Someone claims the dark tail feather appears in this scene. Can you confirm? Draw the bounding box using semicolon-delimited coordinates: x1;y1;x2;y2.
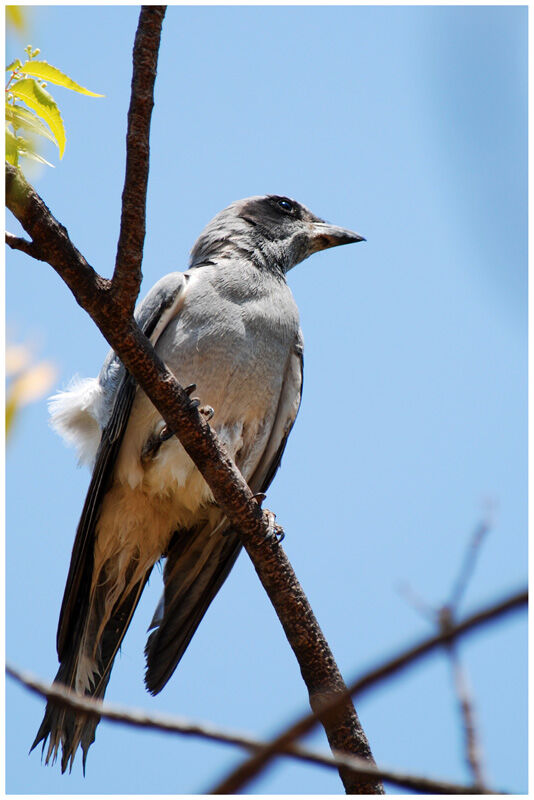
144;526;241;695
31;568;151;773
30;647;107;774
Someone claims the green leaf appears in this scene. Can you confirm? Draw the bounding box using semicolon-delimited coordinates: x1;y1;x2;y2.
10;78;65;157
18;61;104;97
5;127;19;166
6;103;55;143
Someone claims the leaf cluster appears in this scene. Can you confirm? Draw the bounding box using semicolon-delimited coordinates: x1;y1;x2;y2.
5;44;103;170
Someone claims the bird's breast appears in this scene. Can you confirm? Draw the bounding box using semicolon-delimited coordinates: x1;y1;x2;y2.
113;269;300;519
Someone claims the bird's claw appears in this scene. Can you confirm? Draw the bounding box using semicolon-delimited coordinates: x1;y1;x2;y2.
199;405;214;421
254;492;267;506
141;421;176;463
263;509;285;543
274;526;285;543
182;384;213;419
159;425;175;442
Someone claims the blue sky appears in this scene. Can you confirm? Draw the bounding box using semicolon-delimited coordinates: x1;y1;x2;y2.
6;5;527;794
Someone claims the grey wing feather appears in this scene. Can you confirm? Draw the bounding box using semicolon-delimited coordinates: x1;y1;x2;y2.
56;272;187;657
34;272;188;771
249;342;303;494
96;272;189;432
144;342;303;694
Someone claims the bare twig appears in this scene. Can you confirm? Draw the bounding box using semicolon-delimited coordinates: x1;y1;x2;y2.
399;506;494;627
6;664;500;795
112;5;166;308
442;511;494;788
211;588;527;793
5;8;381;792
399;511;494;788
450;507;494;611
397;580;436;623
441;510;493;790
440;607;488;790
449;644;487;788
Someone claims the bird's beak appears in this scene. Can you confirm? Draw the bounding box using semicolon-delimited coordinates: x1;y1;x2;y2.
308;221;366;254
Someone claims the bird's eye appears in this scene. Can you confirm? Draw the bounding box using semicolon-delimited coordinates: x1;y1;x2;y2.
277;199;293;212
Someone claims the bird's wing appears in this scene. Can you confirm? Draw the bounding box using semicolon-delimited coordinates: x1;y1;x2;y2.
144;339;304;694
56;272;188;658
248;338;303;494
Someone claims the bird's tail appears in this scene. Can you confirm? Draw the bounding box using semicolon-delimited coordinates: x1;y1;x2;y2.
144;524;242;695
31;561;151;773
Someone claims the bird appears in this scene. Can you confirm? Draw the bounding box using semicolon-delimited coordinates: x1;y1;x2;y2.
31;194;364;772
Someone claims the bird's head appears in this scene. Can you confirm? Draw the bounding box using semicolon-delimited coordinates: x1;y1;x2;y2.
189;195;365;274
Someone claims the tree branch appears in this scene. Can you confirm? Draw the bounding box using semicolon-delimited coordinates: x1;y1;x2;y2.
444;517;493;789
5;7;381;793
400;517;493;790
448;644;487;788
212;587;527;793
6;664;499;795
6;165;109;306
5;231;43;259
449;510;493;611
112;5;165;309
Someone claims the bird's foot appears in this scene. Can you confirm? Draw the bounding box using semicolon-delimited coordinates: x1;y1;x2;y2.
199;404;214;421
183;383;214;420
254;492;267;506
141;420;177;462
263;509;285;543
159;424;175;442
182;383;202;409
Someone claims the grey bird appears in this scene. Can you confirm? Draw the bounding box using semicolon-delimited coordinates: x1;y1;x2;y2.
31;194;364;772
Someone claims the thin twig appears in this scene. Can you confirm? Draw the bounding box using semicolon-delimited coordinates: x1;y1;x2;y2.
6;664;500;795
450;507;494;611
399;511;494;789
112;5;166;309
448;644;488;788
211;588;527;793
444;511;493;787
397;580;437;624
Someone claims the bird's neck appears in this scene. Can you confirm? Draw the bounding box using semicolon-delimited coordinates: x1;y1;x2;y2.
190;233;289;277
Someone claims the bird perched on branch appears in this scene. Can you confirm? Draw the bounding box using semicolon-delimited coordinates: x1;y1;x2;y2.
32;194;364;772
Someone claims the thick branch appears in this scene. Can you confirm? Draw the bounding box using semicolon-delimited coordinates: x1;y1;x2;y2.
112;5;166;309
6;664;498;795
213;588;527;793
